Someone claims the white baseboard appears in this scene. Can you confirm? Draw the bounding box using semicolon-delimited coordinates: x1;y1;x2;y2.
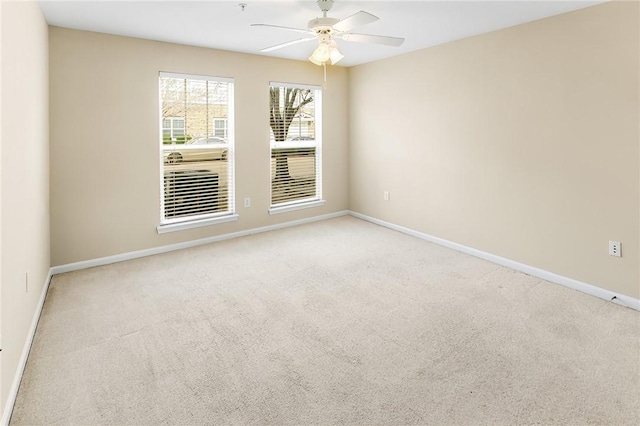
349;211;640;311
1;269;53;426
51;210;350;275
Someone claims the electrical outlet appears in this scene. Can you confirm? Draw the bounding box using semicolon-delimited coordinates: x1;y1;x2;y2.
609;241;621;257
383;191;390;201
244;197;251;208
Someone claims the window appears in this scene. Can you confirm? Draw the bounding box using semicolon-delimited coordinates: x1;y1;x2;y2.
213;118;227;138
162;117;185;141
158;72;236;231
269;83;322;212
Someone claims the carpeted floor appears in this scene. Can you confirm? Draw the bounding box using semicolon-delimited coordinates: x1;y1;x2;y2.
10;216;640;425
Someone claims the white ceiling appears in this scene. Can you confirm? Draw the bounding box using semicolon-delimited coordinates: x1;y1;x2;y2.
38;0;605;67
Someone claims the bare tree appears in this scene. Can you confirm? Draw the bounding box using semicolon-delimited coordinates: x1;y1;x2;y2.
270;87;314;182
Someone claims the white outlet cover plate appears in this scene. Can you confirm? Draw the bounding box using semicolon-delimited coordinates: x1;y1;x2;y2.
608;241;621;257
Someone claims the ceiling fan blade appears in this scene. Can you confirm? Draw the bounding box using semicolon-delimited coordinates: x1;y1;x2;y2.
260;37;316;53
340;33;405;47
251;23;311;35
333;11;379;32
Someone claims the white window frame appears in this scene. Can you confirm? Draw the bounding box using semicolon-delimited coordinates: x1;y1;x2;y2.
268;82;324;214
157;72;237;233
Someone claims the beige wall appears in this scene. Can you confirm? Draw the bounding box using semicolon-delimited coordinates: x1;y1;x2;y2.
49;28;349;266
0;0;50;415
349;1;639;299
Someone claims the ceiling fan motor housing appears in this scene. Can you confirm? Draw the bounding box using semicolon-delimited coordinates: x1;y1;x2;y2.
308;17;339;34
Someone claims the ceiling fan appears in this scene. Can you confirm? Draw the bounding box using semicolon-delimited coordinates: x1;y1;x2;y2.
252;0;405;66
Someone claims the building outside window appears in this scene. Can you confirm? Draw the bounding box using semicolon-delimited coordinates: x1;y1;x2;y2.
213;118;227;138
162;117;185;141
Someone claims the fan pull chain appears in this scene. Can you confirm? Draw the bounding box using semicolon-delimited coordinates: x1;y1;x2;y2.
323;63;327;88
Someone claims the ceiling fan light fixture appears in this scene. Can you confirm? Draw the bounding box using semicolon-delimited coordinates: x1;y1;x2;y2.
329;40;344;65
309;41;331;65
309;39;343;66
308;54;323;66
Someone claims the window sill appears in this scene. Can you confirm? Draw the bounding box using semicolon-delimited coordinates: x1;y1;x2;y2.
268;199;326;215
157;214;239;234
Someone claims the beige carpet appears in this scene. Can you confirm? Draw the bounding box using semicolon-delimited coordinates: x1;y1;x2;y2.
10;216;640;425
